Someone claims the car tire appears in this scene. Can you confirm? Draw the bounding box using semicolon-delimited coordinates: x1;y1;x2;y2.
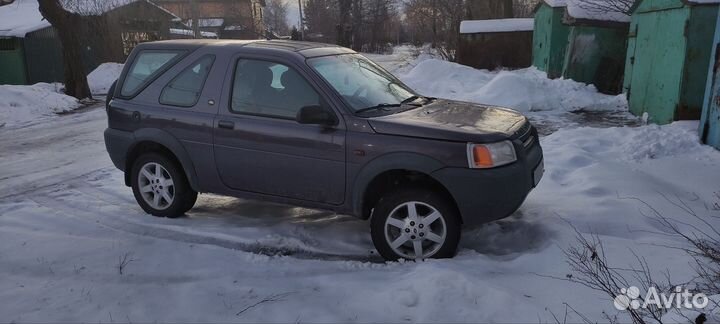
130;153;197;218
370;188;461;261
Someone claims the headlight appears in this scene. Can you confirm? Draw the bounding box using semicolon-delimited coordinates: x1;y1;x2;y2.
467;141;517;168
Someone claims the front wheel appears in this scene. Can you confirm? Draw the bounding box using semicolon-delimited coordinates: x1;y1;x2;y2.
371;188;461;261
130;153;197;218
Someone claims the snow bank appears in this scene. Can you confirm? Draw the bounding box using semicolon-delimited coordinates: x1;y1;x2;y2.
400;59;627;112
365;45;444;75
87;63;124;95
0;83;81;128
543;121;716;162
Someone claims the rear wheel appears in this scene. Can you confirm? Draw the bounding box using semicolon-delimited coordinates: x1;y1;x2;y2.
130;153;197;218
371;188;461;261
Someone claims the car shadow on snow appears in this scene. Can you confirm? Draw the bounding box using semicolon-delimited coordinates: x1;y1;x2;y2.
460;211;553;259
189;195;359;226
531;110;641;136
187;195;551;262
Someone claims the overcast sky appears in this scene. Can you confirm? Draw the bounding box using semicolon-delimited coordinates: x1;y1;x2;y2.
283;0;301;28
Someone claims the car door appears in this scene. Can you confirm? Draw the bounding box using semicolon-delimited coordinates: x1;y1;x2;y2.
213;55;346;205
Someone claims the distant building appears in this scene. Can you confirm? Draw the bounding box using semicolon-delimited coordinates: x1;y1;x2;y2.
154;0;266;39
0;0;177;85
532;0;629;94
624;0;720;124
458;18;534;70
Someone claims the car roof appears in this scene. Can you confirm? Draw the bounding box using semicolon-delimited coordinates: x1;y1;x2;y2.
136;39;357;58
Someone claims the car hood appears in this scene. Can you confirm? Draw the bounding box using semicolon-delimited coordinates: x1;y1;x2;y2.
367;99;528;143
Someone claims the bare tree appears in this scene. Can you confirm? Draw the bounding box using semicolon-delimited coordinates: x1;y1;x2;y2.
304;0;340;43
38;0;93;99
576;0;635;15
403;0;465;60
514;0;541;17
264;0;291;35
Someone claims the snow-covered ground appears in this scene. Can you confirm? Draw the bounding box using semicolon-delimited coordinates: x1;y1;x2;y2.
1;48;719;323
87;63;124;96
0;63;123;129
0;83;82;129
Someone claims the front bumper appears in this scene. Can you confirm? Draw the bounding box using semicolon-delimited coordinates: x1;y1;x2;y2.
432;133;544;226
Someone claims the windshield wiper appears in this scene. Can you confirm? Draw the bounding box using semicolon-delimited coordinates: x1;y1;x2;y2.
355;103;402;114
401;95;421;104
402;95;434;106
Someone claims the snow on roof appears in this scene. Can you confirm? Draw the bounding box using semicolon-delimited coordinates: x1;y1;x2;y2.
543;0;568;7
0;0;51;37
460;18;534;34
224;25;245;31
169;28;218;38
540;0;631;22
565;0;630;22
0;0;178;37
61;0;140;15
189;18;225;28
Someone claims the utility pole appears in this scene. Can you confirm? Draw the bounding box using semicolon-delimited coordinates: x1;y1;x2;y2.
431;0;437;48
297;0;304;40
190;0;200;39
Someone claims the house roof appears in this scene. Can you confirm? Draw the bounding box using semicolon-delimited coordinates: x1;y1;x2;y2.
534;0;630;24
0;0;179;38
63;0;180;19
0;0;51;37
544;0;568;7
565;0;631;23
189;18;225;28
629;0;720;13
169;28;218;38
460;18;534;34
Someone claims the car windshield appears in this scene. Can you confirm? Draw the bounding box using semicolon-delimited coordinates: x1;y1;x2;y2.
307;54;419;113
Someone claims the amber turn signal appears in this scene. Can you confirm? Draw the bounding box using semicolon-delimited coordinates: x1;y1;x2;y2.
472;145;494;167
467;141;517;169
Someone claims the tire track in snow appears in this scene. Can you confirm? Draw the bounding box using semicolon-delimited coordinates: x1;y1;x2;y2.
28;187;380;263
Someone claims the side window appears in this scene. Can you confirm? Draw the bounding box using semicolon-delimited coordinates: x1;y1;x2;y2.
159;55;215;107
230;59;320;119
121;50;184;97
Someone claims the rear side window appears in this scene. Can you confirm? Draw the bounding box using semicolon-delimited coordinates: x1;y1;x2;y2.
121;50;184;97
159;55;215;107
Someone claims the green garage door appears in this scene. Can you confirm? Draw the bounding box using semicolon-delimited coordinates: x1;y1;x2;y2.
628;9;688;124
0;38;28;85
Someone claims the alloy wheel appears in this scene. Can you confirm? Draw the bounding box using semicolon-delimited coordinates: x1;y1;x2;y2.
384;201;447;260
137;162;175;210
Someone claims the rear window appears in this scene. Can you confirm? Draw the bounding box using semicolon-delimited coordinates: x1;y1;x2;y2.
159;55;215;107
121;50;185;97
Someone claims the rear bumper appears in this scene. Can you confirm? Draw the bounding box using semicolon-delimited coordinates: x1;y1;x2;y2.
104;128;134;172
432;137;543;227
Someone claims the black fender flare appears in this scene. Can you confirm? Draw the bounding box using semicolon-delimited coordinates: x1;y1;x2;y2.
126;128;200;191
350;152;446;218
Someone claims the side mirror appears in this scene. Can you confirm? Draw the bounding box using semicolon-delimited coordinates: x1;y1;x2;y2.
296;105;337;126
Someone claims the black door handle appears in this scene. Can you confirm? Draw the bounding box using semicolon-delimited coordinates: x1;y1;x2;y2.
218;120;235;130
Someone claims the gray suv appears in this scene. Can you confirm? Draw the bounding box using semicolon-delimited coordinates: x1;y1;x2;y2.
104;40;544;261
